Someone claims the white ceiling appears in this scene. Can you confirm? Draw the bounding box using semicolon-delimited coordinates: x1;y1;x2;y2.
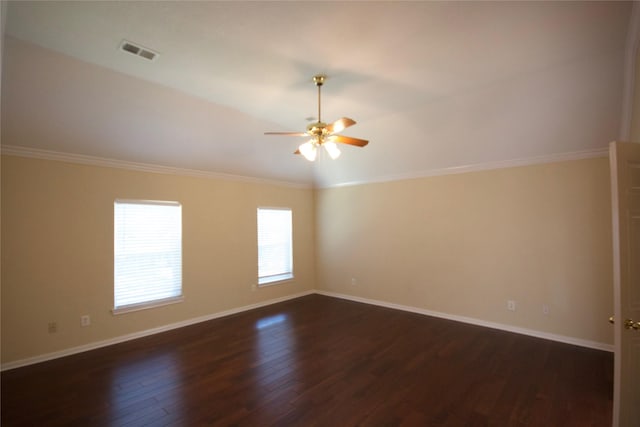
1;1;634;187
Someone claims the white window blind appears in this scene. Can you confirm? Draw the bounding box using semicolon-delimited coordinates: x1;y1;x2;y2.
114;200;182;312
257;208;293;285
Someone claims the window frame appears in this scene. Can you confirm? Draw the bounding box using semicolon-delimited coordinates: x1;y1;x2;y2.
257;207;294;287
113;199;183;315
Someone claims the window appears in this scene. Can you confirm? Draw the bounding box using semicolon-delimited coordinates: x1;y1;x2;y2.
114;200;182;313
257;208;293;285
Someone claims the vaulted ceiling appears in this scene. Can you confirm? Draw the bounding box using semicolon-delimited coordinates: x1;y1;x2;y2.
1;1;635;187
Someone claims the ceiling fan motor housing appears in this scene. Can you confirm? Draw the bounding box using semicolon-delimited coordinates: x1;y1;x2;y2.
306;122;329;140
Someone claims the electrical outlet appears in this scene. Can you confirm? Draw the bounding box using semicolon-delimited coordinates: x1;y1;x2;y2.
351;278;357;286
507;300;516;311
80;315;91;327
48;322;57;333
542;304;550;315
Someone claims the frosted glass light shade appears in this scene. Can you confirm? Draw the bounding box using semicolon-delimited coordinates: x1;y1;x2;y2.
299;141;317;161
324;141;341;159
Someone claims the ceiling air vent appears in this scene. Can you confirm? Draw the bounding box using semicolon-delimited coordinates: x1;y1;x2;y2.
119;40;159;61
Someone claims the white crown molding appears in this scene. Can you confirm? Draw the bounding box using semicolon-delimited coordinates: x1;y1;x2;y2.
1;144;609;191
323;147;609;189
0;290;315;371
0;145;313;189
620;1;640;141
316;290;614;352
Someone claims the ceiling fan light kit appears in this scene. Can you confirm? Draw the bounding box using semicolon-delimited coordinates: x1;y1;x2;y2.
299;140;319;161
323;141;341;159
265;74;369;162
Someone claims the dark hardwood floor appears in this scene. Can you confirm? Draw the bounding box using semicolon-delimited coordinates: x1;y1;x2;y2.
2;295;613;426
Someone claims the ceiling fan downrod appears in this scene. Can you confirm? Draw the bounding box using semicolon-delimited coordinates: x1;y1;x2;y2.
313;74;325;125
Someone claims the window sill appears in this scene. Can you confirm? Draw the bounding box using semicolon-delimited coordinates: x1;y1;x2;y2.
112;296;184;315
258;273;294;287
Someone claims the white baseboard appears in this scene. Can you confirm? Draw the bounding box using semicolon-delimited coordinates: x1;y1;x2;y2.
2;289;612;371
315;290;614;352
1;290;315;371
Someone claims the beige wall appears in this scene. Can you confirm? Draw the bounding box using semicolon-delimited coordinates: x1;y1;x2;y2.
1;154;615;364
316;157;613;345
1;155;315;364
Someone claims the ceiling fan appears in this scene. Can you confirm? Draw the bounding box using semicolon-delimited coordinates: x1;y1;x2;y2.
264;75;369;161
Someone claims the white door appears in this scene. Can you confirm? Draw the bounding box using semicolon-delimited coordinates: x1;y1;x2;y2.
610;141;640;427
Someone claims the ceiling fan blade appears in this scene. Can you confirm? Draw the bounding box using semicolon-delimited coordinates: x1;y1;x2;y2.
264;131;308;137
326;117;356;134
294;149;301;154
329;134;369;147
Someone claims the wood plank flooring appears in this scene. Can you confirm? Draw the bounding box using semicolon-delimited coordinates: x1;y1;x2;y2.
1;295;613;426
